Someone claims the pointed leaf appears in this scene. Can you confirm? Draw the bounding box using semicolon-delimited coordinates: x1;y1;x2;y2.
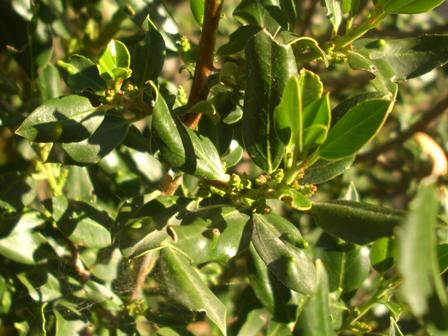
160;246;227;335
98;40;132;82
274;186;312;211
380;0;446;14
302;156;355;184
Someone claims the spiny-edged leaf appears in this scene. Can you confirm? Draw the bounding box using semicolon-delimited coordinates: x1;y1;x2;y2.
168;206;250;265
370;237;396;273
309;200;403;244
319;99;392;159
302;156;355;184
132;18;165;86
190;0;205;25
15;95;105;143
380;0;446;14
316;233;370;296
218;25;262;56
61;116;130;165
57;54;107;94
351;36;448;82
152;87;227;180
296;260;335;336
0;211;48;264
118;196;193;258
98;40;132;82
274;186;312;211
252;213;316;294
243;30;297;173
160;246;227;336
397;183;448;317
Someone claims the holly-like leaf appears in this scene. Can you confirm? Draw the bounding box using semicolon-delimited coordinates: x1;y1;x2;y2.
252;213;316;295
309;200;403;244
160;246;227;336
16;95;105;143
243;30;297;173
319;99;393;159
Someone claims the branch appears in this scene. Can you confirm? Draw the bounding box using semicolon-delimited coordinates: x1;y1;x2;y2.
357;94;448;162
130;0;224;300
183;0;224;129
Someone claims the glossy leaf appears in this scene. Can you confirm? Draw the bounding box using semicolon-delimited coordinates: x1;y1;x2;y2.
397;183;448;317
98;40;132;82
61;116;129;165
152;86;227;180
316;233;370;296
168;206;250;265
370;237;396;273
309;200;403;244
243;30;297;173
160;246;227;336
57;54;107;94
274;186;312;211
16;95;105;143
233;0;285;32
218;26;262;56
251;213;316;295
351;36;448;82
132;18;165;86
319;99;392;159
296;260;335;336
379;0;445;14
190;0;205;25
302;156;355;184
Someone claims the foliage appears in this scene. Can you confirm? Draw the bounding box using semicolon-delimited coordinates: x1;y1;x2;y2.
1;0;448;334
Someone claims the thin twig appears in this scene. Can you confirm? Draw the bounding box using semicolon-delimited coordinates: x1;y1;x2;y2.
357;94;448;162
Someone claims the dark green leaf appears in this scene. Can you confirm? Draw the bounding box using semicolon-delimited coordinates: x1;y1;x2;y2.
233;0;285;32
17;271;61;302
379;0;445;14
309;200;403;244
302;156;355;184
217;26;262;56
370;237;396;273
243;30;297;173
132;18;165;86
438;244;448;275
160;246;227;336
319;99;392;159
61;116;130;165
168;206;250;265
296;260;335;336
16;95;105;143
37;64;62;101
57;55;107;94
252;213;316;294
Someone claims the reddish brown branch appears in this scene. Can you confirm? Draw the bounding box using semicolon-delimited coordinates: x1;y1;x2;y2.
357;94;448;163
183;0;224;129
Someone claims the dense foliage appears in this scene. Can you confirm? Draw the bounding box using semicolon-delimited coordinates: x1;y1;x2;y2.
1;0;448;335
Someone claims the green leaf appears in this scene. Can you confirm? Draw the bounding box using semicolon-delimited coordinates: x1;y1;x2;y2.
152;87;227;180
0;211;48;264
274;186;312;211
379;0;446;14
168;206;250;265
132;18;165;86
54;310;86;336
252;213;316;295
37;64;62;101
118;196;193;258
370;237;396;273
351;36;448;82
243;30;297;173
190;0;205;25
98;40;132;82
296;260;335;336
160;246;227;336
15;95;105;143
397;183;448;317
233;0;285;32
309;200;403;244
61;116;130;165
324;0;342;34
63;166;94;202
316;233;370;296
57;55;106;94
221;140;244;168
237;308;269;336
302;156;355;184
218;26;262;56
438;244;448;275
319;99;392;159
17;271;61;302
